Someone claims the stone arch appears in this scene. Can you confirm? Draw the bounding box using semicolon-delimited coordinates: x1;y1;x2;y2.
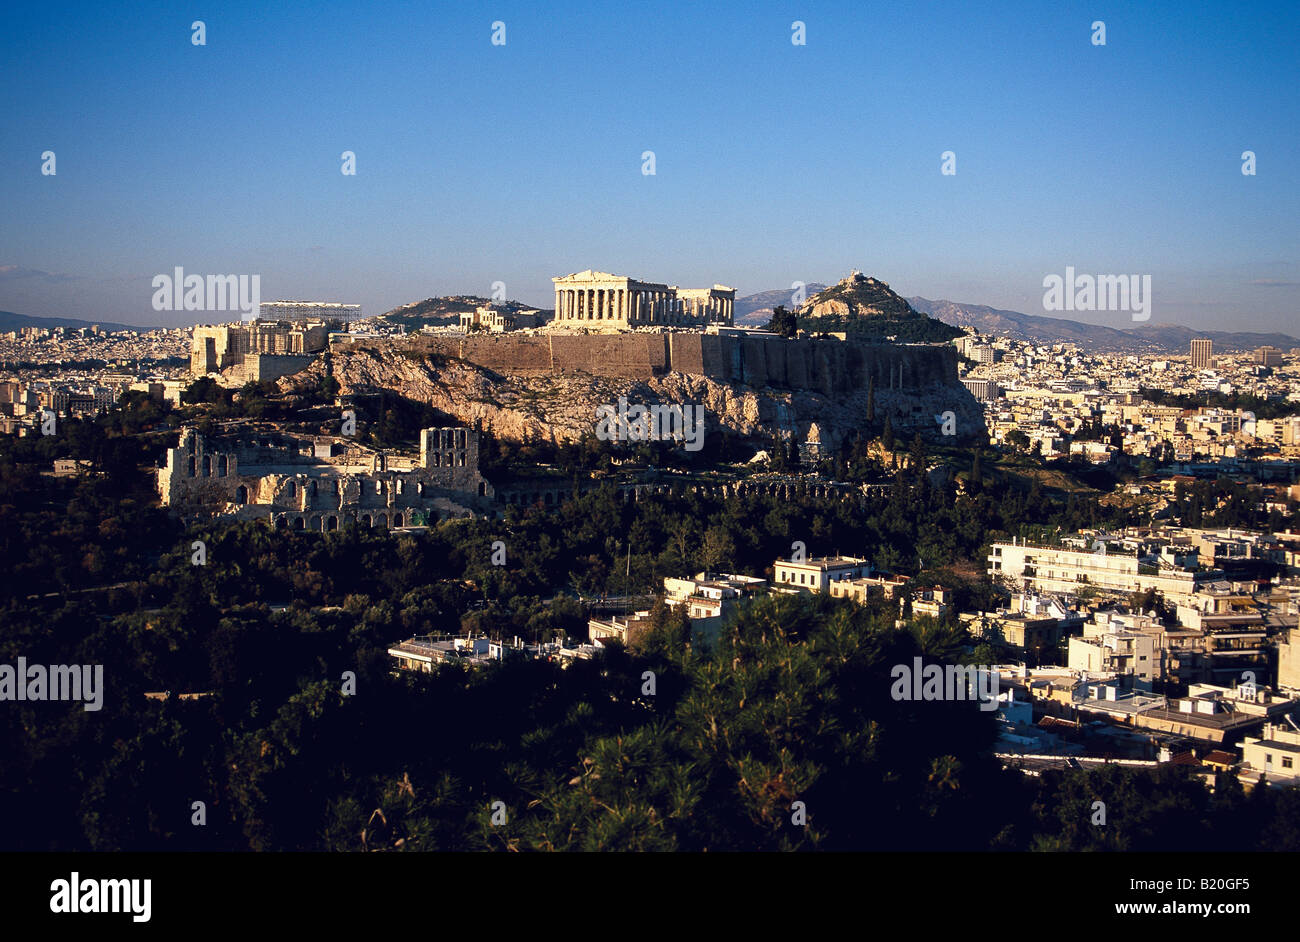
393;513;403;527
309;515;322;531
361;514;372;527
326;516;338;531
292;517;304;530
234;485;248;504
217;455;228;476
377;514;388;528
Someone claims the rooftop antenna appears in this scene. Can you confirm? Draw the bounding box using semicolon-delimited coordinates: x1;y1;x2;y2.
623;540;632;618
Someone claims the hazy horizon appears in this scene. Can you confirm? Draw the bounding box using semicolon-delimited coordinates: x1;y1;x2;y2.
2;0;1296;331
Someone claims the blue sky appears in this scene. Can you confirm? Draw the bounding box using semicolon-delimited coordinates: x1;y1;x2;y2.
1;0;1296;331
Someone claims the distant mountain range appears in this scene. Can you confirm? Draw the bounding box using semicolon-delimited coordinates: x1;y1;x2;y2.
907;298;1300;353
6;289;1294;355
735;285;828;325
734;288;1299;353
0;310;141;333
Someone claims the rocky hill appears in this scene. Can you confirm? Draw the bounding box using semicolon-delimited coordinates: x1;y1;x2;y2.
799;272;916;319
796;272;963;343
286;336;985;454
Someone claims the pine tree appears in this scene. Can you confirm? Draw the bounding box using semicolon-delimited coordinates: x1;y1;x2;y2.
866;375;876;423
908;433;926;473
881;415;894;453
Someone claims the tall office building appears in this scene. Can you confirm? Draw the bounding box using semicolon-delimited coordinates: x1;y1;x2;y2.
1190;337;1213;369
1254;346;1283;367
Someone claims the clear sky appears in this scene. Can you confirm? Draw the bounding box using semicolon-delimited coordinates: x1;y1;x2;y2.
1;0;1296;331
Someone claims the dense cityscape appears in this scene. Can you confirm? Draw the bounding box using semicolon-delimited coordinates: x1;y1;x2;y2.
2;0;1294;925
3;281;1300;862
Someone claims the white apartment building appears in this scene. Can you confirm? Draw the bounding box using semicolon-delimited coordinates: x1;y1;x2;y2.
988;538;1213;602
1241;720;1300;787
1068;622;1158;690
773;556;870;592
663;572;766;620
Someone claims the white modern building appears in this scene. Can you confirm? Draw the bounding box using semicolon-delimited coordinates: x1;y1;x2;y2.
988;538;1216;602
257;300;362;324
773;556;870;592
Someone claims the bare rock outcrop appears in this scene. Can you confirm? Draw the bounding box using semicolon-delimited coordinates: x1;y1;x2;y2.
283;339;986;452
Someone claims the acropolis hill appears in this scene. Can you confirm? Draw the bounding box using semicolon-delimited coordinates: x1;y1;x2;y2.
302;271;985;451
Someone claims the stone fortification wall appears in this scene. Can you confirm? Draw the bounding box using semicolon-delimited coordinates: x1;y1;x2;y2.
548;334;668;377
382;332;957;393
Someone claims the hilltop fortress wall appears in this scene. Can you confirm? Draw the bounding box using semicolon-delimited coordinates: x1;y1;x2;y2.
382;333;959;394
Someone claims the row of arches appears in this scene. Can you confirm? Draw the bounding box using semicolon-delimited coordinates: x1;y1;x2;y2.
270;512;408;531
188;454;230;478
498;489;583;507
495;480;894;511
276;477;431;505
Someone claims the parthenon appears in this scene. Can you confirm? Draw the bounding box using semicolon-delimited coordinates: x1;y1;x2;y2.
551;270;735;330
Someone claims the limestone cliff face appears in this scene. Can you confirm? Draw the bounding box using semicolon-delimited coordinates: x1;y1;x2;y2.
284;337;986;452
